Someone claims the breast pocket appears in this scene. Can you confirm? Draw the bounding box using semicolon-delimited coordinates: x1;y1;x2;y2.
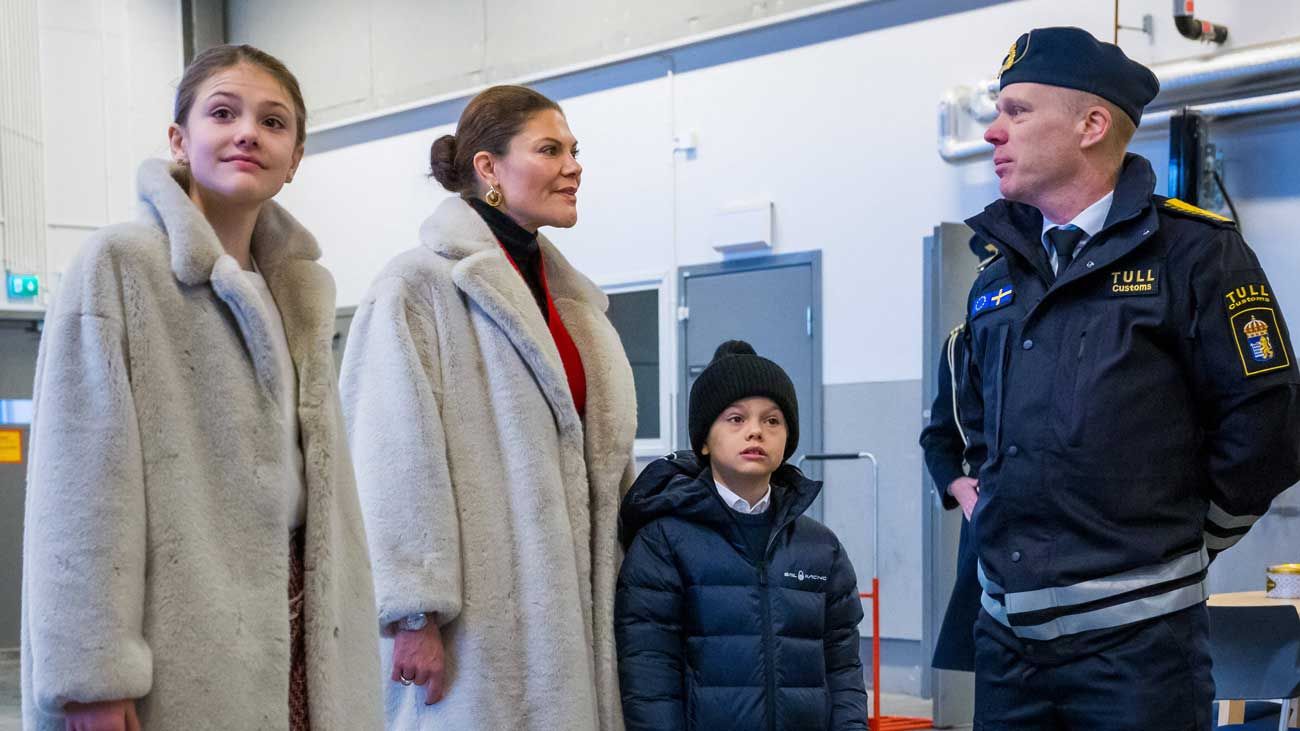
1053;312;1101;448
973;320;1012;455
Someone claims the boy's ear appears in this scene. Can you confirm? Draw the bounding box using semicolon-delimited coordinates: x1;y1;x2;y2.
700;445;710;456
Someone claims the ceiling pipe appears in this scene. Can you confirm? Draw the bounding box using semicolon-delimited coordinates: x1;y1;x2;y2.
940;88;1300;163
1173;0;1228;45
939;38;1300;162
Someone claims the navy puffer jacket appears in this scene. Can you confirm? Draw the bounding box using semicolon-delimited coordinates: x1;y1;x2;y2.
615;452;868;731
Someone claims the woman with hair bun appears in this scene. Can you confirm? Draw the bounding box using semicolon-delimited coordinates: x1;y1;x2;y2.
20;44;382;730
340;85;636;729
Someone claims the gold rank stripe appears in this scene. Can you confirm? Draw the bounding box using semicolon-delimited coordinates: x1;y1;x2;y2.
1164;197;1234;223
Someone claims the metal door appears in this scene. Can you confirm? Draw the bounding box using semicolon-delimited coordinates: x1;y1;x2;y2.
921;223;980;724
0;315;43;648
676;252;822;503
333;306;356;376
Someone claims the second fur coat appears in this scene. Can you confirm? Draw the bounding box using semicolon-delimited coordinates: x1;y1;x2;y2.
340;196;638;730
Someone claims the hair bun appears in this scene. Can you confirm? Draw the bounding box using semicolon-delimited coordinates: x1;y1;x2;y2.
429;134;461;191
711;340;757;361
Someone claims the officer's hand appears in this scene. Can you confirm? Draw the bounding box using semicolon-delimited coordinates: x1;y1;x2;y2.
947;477;980;521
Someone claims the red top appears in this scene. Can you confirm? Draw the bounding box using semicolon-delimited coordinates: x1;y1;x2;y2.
499;245;587;418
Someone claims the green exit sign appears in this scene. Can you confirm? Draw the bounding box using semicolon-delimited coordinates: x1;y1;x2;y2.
7;273;39;299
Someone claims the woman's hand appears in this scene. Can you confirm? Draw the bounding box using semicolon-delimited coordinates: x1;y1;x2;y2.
392;621;448;705
65;699;140;731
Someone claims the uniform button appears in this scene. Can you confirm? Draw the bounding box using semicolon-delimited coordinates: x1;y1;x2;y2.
1022;339;1034;350
1006;445;1019;457
1011;551;1022;562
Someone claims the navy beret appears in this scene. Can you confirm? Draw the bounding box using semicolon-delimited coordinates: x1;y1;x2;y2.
997;27;1160;125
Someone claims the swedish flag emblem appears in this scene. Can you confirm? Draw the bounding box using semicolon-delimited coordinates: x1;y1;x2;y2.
971;285;1014;318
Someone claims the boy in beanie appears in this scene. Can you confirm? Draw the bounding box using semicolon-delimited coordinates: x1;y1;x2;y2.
615;340;868;731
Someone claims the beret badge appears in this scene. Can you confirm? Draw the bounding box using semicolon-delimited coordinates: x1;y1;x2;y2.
998;36;1024;78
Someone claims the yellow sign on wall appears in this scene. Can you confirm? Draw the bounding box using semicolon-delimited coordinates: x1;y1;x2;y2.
0;429;22;464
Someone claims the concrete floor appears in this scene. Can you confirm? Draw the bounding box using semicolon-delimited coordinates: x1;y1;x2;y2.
0;655;961;731
878;691;966;730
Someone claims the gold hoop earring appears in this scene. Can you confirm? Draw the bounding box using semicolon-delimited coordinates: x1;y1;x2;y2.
485;186;503;207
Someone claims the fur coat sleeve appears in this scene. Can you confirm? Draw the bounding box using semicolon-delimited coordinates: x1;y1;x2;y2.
23;247;152;711
340;275;463;630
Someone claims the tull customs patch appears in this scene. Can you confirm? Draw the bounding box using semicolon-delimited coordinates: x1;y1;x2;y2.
1224;282;1290;376
1108;266;1159;296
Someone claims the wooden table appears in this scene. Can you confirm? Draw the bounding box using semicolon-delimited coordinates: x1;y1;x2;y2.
1209;590;1300;615
1208;591;1300;728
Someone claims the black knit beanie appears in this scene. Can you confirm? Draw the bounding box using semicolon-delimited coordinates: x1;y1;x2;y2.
688;340;799;461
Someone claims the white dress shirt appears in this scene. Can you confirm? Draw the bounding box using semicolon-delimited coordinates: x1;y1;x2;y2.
1040;191;1115;274
714;478;772;515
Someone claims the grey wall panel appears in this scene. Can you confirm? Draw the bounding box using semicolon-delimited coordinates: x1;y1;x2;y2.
184;0;228;60
821;379;923;642
481;0;611;80
1208;484;1300;594
858;637;923;696
370;0;485;107
227;0;882;127
228;0;371;116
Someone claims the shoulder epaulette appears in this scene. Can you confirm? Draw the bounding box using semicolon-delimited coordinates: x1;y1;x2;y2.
977;250;1003;271
1159;197;1236;227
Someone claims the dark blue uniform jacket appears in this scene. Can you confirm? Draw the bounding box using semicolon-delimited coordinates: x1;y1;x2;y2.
920;329;984;671
960;153;1300;645
615;452;868;731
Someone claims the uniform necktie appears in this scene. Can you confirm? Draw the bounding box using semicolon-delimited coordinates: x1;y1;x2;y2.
1047;225;1086;276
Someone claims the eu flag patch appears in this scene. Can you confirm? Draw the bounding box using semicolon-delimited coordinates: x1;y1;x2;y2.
971;285;1015;318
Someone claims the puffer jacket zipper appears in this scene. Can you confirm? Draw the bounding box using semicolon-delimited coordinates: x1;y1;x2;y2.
757;511;797;731
759;557;775;731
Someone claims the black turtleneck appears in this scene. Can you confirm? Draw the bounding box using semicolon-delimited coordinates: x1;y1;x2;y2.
466;197;548;318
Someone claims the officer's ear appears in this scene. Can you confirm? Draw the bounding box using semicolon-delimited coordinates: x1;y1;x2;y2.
1078;102;1114;153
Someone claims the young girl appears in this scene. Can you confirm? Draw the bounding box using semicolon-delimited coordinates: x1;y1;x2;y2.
21;45;381;731
616;340;868;730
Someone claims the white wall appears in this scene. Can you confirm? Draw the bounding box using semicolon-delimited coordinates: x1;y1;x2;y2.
39;0;182;292
279;0;1300;386
229;0;867;127
273;1;1300;642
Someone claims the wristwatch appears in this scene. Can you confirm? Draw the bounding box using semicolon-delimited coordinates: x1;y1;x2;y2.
398;613;429;632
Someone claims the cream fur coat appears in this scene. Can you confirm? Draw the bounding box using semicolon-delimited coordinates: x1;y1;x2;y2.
339;196;637;730
21;160;383;730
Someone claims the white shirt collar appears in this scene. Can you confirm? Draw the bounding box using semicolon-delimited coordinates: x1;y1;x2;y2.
1040;190;1115;244
1039;191;1115;273
714;479;772;515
